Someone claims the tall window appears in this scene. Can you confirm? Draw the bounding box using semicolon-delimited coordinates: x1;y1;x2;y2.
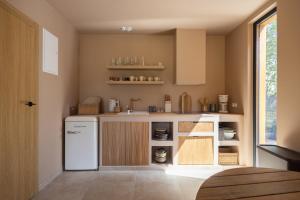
254;8;277;146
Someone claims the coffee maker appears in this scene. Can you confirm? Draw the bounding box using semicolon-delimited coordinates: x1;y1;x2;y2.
108;98;120;113
218;95;229;113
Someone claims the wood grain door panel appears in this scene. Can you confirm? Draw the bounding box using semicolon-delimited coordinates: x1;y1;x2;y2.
178;136;214;165
0;1;38;199
125;122;149;165
102;122;126;165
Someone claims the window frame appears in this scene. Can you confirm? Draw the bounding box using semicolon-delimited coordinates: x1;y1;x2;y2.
253;7;277;166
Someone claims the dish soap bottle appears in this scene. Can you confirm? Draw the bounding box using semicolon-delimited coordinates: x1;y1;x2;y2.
164;95;172;112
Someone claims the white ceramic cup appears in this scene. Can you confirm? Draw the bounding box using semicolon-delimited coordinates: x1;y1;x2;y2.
139;76;146;81
147;76;153;81
129;76;135;81
154;76;160;81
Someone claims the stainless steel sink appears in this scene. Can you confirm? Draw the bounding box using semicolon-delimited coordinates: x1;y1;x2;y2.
117;111;150;116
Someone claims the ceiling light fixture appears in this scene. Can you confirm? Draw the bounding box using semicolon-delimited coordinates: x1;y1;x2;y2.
120;26;133;32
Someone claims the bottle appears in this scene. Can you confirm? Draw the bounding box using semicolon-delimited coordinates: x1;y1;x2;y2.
140;56;145;66
164;95;172;113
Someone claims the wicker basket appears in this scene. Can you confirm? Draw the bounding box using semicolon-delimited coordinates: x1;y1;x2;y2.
219;147;239;165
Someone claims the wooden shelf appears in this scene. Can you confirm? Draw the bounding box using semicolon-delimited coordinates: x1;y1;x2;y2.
106;80;164;85
219;140;240;146
151;140;174;147
107;65;165;70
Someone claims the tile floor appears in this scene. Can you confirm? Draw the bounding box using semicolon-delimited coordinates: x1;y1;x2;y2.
34;167;227;200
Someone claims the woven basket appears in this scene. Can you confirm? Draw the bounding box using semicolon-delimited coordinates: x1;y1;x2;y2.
219;147;239;165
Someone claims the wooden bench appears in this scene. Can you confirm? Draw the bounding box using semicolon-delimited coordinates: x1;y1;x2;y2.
196;167;300;200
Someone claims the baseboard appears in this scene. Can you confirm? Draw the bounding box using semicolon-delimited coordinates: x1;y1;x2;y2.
38;170;62;191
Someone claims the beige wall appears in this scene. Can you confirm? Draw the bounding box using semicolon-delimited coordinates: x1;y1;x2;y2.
226;20;255;166
277;0;300;152
225;24;248;114
7;0;79;189
79;34;225;112
226;23;254;166
226;0;300;165
225;1;276;166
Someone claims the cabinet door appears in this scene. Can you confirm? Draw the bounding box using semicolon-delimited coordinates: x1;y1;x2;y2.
125;122;149;165
102;122;126;165
178;136;214;165
176;29;206;85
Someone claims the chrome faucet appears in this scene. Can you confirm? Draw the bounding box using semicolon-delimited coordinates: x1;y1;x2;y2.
128;98;141;112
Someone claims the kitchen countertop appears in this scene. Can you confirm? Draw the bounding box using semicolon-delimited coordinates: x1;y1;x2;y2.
98;112;244;123
99;112;243;117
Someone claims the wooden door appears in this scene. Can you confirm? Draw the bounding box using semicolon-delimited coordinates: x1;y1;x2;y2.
0;1;38;200
178;136;214;165
125;122;149;165
102;122;126;165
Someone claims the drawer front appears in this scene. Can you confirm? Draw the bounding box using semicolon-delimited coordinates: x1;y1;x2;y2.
178;121;214;133
178;136;214;165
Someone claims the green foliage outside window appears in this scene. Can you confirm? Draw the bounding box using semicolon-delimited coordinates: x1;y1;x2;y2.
265;20;277;142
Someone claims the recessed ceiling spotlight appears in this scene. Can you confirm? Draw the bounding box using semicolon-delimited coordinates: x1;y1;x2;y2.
120;26;133;32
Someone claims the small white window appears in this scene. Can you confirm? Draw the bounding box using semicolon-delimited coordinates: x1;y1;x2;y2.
43;28;58;75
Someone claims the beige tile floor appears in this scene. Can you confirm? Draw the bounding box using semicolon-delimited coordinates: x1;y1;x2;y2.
33;170;206;200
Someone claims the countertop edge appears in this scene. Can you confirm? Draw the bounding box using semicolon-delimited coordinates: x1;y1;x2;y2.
97;112;244;118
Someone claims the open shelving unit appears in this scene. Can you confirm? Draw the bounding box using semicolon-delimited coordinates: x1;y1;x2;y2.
218;121;240;165
150;122;174;165
106;80;164;85
151;146;173;165
106;60;165;86
151;122;173;141
107;65;165;70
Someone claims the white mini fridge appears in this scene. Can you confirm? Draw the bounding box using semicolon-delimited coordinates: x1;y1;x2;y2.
65;116;98;170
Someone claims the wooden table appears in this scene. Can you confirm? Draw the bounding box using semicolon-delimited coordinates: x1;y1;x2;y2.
196;167;300;200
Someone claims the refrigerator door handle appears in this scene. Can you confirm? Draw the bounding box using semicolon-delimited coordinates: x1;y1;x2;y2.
67;131;80;134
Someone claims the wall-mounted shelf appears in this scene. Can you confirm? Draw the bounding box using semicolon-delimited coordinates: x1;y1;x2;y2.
107;65;165;70
106;80;164;85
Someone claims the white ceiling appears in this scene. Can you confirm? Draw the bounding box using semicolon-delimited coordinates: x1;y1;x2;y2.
46;0;268;34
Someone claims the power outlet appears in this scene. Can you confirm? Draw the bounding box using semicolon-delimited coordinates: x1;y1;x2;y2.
232;103;238;108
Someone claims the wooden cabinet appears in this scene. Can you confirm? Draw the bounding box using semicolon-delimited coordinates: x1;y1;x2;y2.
102;122;149;166
176;29;206;85
178;136;214;165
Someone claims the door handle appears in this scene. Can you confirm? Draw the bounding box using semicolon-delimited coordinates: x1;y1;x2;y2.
25;101;36;107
